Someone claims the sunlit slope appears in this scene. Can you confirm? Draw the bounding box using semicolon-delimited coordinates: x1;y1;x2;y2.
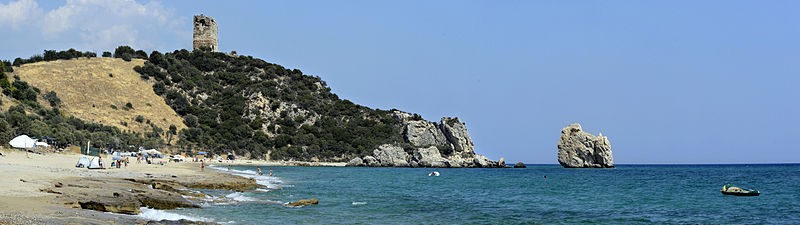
13;57;186;135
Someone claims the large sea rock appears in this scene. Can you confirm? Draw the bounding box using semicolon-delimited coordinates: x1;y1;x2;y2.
557;123;614;168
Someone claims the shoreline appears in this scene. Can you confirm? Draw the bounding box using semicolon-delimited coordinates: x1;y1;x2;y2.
0;149;261;224
201;159;346;167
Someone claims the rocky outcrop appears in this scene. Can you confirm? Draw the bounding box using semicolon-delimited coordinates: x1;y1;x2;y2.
44;174;263;215
348;111;502;168
440;117;475;157
363;156;379;167
286;198;319;207
412;146;448;168
404;120;448;147
350;144;505;168
557;123;614;168
514;162;526;168
345;157;364;167
372;144;410;167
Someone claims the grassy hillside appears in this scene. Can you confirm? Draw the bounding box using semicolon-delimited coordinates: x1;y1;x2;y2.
0;52;169;150
13;58;186;140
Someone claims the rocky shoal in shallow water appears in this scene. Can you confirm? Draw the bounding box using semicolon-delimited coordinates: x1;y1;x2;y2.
39;172;263;215
345;111;505;168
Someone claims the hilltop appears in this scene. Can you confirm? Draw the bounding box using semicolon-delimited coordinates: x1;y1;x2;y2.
12;58;186;137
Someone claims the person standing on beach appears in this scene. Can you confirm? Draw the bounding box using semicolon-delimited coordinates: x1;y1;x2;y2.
201;160;205;172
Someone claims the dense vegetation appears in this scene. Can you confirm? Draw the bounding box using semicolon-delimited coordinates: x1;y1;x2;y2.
11;48;97;66
132;47;408;160
0;50;166;150
1;47;415;160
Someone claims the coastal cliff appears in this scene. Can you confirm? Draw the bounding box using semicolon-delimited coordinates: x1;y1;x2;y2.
557;123;614;168
345;111;504;168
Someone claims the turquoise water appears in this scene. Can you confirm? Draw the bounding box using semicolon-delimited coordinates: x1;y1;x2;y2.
160;164;800;224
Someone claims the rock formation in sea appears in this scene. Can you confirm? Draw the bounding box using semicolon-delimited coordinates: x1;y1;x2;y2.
557;123;614;168
285;198;319;207
513;162;526;168
345;111;505;168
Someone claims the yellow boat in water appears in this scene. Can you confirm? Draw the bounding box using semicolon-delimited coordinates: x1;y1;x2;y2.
721;184;760;196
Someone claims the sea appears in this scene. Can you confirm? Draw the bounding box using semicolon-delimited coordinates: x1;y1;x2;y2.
137;164;800;224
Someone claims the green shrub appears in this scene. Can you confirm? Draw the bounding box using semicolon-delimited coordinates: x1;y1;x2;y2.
43;91;61;107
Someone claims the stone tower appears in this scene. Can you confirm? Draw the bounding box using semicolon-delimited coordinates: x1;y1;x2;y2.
193;14;218;51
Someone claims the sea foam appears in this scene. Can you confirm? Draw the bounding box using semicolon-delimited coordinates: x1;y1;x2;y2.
209;165;288;189
137;207;210;222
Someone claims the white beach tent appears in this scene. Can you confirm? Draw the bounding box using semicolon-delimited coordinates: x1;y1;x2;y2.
140;149;162;155
35;142;49;147
9;135;36;149
76;156;91;168
87;157;104;169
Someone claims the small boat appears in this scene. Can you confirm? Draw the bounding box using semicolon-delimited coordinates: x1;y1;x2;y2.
721;184;760;196
428;171;440;177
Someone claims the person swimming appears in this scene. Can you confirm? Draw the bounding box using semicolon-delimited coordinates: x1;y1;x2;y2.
258;167;263;175
269;168;273;176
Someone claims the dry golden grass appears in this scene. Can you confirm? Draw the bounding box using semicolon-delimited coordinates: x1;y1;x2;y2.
12;57;187;139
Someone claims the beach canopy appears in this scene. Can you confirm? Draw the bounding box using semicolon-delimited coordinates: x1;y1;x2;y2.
35;142;49;147
139;149;162;155
76;156;91;168
87;157;103;169
171;155;186;159
9;135;36;149
197;152;207;155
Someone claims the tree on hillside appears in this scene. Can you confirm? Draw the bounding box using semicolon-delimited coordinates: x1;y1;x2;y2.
2;60;12;72
114;46;136;59
168;124;177;145
102;52;112;57
0;62;8;91
43;91;61;107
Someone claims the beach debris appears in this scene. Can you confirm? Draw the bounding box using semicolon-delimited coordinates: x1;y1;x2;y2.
285;198;319;207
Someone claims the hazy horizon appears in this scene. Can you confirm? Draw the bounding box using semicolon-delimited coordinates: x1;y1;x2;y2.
1;0;798;164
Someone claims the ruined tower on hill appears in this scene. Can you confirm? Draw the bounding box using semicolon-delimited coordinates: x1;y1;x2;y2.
193;14;218;51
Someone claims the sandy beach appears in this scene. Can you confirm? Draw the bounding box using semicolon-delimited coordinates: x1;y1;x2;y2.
0;148;283;224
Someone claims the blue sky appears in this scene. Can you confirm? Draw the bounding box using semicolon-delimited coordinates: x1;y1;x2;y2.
2;0;798;164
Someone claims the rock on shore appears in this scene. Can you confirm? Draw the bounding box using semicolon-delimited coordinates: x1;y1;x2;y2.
41;174;262;215
557;123;614;168
345;111;505;168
